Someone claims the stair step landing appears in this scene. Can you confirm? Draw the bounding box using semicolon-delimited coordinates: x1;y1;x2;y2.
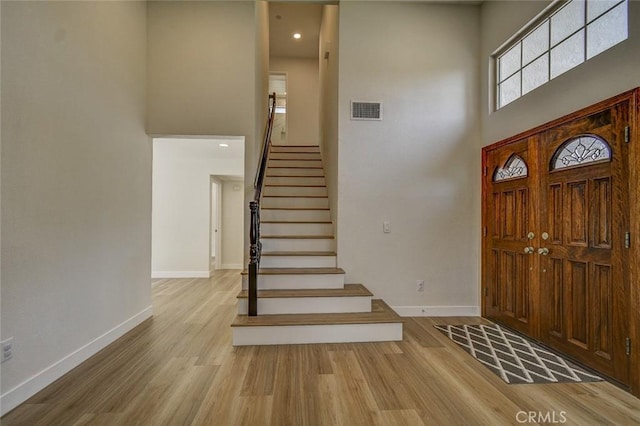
232;300;403;345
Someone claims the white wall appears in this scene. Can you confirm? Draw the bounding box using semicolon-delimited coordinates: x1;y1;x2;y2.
270;57;320;146
319;5;339;234
0;1;150;414
152;138;244;277
221;180;245;269
255;1;270;161
338;2;481;315
147;1;256;139
147;0;269;267
480;0;640;145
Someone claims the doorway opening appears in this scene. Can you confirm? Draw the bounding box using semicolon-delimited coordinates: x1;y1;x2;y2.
269;73;288;145
210;177;221;274
151;136;245;279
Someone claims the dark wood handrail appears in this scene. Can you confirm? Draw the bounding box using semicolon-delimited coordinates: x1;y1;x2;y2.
248;92;276;316
254;93;277;200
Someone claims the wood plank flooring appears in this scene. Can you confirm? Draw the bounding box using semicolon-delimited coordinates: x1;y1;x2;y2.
3;270;639;425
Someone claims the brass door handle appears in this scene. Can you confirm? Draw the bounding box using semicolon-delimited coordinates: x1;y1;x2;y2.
524;246;535;254
538;247;550;256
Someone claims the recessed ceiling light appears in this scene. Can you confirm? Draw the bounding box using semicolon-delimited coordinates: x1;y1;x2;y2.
293;33;302;40
219;143;229;148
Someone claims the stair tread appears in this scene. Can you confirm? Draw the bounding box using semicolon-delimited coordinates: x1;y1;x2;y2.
241;267;345;275
269;153;321;156
261;221;331;224
263;195;328;198
261;251;337;256
268;166;324;169
266;176;325;179
265;171;325;174
261;220;331;224
237;283;371;299
269;153;320;156
265;173;324;179
261;207;329;211
265;184;326;187
270;148;320;151
261;235;334;239
271;145;320;148
269;158;321;160
231;299;402;327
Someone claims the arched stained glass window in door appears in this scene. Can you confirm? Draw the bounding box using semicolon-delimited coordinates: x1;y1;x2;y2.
551;134;611;171
493;154;528;182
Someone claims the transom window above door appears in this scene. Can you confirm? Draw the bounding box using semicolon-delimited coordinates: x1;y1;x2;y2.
495;0;628;109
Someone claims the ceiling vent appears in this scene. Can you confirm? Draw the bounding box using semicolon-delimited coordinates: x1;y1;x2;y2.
351;101;382;121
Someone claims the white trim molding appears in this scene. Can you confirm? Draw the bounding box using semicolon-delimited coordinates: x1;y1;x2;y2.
151;271;210;279
233;322;402;346
220;264;243;270
0;306;153;416
392;305;481;317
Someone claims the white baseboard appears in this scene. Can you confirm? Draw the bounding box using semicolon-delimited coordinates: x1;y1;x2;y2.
151;271;210;278
392;305;480;317
220;264;243;270
0;306;153;416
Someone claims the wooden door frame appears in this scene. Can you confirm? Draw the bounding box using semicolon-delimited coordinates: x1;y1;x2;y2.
481;88;639;398
631;89;640;398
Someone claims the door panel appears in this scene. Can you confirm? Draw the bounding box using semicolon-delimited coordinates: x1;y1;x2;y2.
539;103;629;383
484;139;537;336
567;259;588;348
548;257;563;338
568;180;588;245
593;178;612;249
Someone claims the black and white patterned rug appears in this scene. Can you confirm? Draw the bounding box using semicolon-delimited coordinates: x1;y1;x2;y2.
434;324;603;385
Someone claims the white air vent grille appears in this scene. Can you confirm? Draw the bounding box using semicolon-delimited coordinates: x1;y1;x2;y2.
351;101;382;121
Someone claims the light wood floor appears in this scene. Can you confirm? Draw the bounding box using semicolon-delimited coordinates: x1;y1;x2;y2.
3;270;639;425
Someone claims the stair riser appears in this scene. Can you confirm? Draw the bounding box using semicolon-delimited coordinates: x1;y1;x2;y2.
237;296;372;315
263;186;327;197
232;323;403;346
261;209;331;222
268;160;322;168
241;273;344;290
265;176;326;186
267;168;324;177
262;197;329;209
270;146;320;153
269;153;322;161
261;222;333;236
260;255;337;268
261;238;335;252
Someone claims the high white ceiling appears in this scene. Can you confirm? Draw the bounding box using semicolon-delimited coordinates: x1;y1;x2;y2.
269;2;324;59
268;1;482;59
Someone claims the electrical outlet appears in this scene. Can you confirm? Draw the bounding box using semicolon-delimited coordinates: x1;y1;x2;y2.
416;280;425;292
1;338;13;363
383;221;391;233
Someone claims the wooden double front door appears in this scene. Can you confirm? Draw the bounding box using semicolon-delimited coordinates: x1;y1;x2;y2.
482;97;631;385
